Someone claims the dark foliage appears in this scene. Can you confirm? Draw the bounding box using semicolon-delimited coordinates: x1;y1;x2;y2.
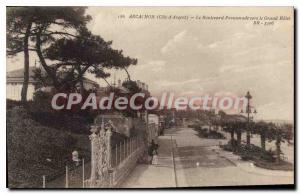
7;106;91;188
194;127;226;139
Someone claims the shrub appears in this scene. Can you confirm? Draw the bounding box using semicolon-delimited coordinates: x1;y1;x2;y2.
196;127;226;139
236;144;276;162
220;139;238;152
6;99;23;109
7;106;90;188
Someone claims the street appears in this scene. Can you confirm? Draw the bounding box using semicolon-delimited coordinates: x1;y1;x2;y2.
121;127;294;188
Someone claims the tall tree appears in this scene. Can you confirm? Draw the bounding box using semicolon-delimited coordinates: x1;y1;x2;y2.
32;7;91;90
268;123;292;163
252;121;270;151
7;7;35;103
6;7;91;101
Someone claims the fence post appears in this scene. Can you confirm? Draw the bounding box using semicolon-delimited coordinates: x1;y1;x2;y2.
128;138;130;156
90;125;98;185
116;146;118;166
82;158;85;188
125;139;127;157
119;142;122;163
42;175;46;188
130;138;133;153
130;138;132;154
124;140;126;159
106;127;112;168
125;139;128;158
65;165;69;188
127;139;129;156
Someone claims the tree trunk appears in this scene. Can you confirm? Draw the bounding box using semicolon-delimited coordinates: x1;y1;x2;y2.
35;27;59;89
237;130;242;147
276;134;281;163
230;128;234;141
246;117;251;145
260;133;266;151
79;79;84;95
103;78;111;87
21;21;32;103
76;67;84;95
124;67;131;81
246;130;251;145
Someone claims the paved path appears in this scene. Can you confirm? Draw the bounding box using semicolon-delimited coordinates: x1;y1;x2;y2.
122;127;294;188
121;135;176;188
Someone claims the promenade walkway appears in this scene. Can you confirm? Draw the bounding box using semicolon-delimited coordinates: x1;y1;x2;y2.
122;127;294;188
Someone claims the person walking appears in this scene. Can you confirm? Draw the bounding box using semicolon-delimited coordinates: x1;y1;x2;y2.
152;150;158;165
150;139;159;155
148;139;159;164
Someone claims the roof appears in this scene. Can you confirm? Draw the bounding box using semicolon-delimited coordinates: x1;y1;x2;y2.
7;67;99;86
117;86;130;94
222;114;247;123
7;66;37;83
81;77;99;86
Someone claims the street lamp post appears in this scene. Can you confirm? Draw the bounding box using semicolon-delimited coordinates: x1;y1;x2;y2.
240;91;257;146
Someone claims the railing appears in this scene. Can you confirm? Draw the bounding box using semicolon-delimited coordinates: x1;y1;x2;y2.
84;121;158;188
84;133;145;188
147;123;158;142
110;136;145;187
111;136;143;167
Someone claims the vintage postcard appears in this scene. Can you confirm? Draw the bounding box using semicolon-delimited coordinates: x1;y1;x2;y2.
6;6;294;188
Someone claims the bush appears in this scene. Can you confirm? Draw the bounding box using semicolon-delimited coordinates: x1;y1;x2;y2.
254;159;293;171
220;139;238;152
196;127;226;139
11;90;95;134
260;150;276;162
220;139;292;171
6;99;23;109
220;141;276;162
7;107;91;188
188;124;199;128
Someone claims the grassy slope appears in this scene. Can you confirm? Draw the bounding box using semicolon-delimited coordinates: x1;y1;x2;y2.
7;107;91;188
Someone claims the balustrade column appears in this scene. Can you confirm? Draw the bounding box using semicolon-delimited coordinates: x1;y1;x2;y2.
106;127;112;168
90;125;98;185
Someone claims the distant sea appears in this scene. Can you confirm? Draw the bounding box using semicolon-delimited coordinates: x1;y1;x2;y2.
255;119;293;125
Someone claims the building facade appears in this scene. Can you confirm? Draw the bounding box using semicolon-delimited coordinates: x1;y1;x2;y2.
7;67;99;101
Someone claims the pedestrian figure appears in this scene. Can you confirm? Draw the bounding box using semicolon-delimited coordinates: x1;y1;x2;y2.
72;150;80;166
152;151;158;165
148;139;159;164
151;139;159;155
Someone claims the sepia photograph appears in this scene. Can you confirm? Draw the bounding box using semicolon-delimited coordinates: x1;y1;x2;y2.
6;6;294;189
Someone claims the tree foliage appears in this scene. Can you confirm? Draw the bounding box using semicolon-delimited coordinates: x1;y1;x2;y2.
7;6;138;94
7;7;91;101
43;31;137;91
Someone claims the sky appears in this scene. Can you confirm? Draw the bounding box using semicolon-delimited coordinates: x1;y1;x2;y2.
6;7;294;121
